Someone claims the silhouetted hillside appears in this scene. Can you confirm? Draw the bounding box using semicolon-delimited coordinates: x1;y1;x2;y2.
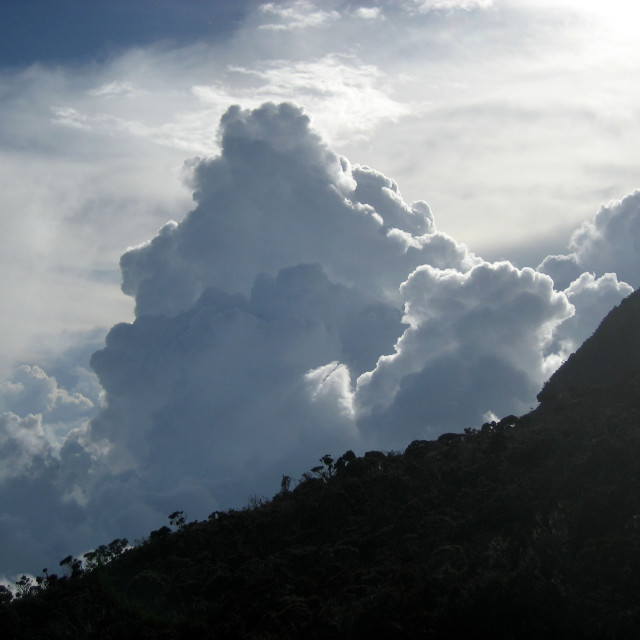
538;286;640;406
2;290;640;639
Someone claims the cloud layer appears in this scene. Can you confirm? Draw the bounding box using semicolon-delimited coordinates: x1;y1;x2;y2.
0;101;638;579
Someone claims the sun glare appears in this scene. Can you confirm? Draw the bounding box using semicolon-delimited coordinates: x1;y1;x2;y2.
559;0;640;36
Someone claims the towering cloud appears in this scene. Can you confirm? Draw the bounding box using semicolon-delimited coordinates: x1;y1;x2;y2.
0;102;638;578
119;103;470;317
90;101;478;518
87;101;574;526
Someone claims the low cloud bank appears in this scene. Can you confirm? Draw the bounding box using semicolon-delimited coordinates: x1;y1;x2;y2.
0;102;636;577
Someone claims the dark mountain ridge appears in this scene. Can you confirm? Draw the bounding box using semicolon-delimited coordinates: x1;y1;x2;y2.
538;286;640;407
1;288;640;639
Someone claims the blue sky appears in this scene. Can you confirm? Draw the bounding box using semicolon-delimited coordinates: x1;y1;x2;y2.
0;1;253;66
1;0;640;580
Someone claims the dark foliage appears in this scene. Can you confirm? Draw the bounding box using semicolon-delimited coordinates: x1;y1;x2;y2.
2;289;640;638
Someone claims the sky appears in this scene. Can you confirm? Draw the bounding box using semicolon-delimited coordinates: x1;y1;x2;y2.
1;0;640;579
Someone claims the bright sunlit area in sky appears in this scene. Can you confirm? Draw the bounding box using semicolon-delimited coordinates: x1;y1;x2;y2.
1;0;640;580
558;0;640;35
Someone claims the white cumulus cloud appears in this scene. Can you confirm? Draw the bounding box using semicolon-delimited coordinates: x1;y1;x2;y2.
539;190;640;290
354;260;572;442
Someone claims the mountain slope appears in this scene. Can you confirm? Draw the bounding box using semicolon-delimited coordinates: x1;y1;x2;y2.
538;286;640;407
1;289;640;639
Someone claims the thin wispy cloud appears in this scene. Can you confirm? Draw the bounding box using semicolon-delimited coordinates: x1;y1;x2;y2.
259;1;341;30
410;0;494;12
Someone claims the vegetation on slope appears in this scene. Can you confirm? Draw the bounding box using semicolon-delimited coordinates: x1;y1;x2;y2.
2;373;640;639
2;288;640;639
